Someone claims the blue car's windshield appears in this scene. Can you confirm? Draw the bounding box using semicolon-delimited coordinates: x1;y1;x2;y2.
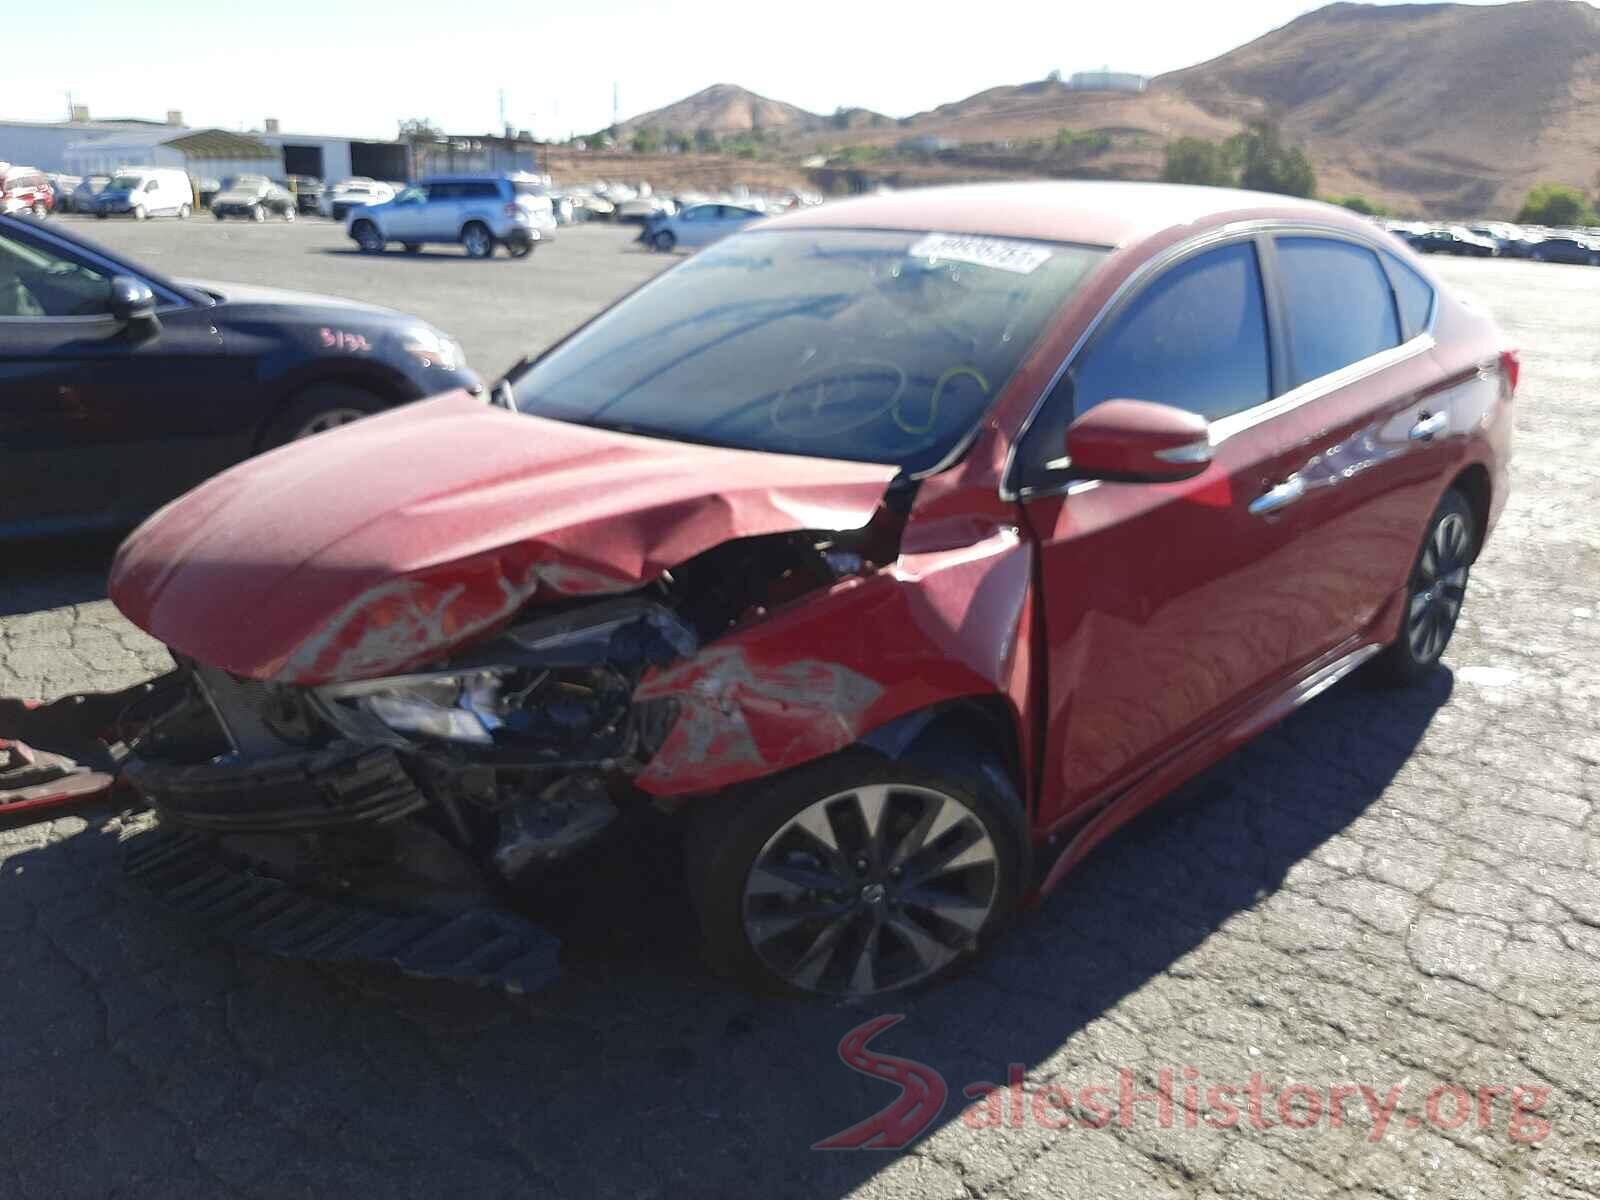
509;228;1106;473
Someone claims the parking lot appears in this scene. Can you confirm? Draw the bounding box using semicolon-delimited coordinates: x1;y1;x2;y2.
3;224;1598;1199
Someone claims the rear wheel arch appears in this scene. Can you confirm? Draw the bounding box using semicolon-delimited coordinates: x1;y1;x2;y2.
1448;463;1491;561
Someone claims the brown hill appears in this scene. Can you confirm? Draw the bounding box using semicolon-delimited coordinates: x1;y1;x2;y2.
612;4;1600;215
616;84;830;137
1160;0;1600;213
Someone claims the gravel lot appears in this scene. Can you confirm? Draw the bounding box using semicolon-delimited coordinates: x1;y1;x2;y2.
2;228;1597;1199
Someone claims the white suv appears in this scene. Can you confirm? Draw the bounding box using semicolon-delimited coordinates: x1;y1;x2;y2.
346;176;557;260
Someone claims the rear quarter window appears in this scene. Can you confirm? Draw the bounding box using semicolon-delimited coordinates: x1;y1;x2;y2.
1380;251;1435;341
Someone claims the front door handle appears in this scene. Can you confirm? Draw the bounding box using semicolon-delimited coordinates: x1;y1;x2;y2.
1248;474;1306;517
1409;411;1449;441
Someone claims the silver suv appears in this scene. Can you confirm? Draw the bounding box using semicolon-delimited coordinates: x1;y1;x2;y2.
346;176;557;259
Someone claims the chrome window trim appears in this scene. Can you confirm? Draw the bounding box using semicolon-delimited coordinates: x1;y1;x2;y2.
1003;218;1440;502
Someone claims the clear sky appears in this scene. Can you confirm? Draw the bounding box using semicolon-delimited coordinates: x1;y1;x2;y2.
6;0;1539;141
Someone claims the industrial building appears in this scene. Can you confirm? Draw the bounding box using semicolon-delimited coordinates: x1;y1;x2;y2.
0;112;546;186
1065;71;1149;93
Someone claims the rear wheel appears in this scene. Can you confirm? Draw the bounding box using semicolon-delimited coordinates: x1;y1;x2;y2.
461;222;494;259
132;205;147;221
1370;488;1477;687
282;206;296;222
262;384;388;448
652;229;676;252
251;204;266;223
690;755;1022;997
403;243;422;254
178;203;191;220
32;202;47;219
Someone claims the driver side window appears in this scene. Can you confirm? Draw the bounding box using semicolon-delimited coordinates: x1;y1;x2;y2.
0;231;112;319
1015;241;1271;490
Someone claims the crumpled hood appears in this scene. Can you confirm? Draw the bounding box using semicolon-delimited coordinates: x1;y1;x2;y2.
109;390;897;684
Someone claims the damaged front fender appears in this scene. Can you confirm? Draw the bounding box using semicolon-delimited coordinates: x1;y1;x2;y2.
635;519;1037;800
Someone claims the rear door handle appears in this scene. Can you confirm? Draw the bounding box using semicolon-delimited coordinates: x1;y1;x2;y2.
1409;411;1448;441
1248;474;1306;517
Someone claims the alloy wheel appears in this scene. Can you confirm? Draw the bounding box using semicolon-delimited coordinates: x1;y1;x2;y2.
463;226;493;258
293;408;368;439
1407;510;1471;663
741;782;999;995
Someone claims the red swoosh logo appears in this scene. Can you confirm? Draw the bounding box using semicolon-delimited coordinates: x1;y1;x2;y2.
813;1014;947;1150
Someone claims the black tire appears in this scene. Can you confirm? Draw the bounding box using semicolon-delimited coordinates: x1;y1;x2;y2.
213;210;225;221
688;753;1024;998
352;220;384;253
1369;487;1477;688
178;203;191;220
403;243;422;254
461;221;494;259
652;229;677;252
251;204;266;223
261;384;389;449
507;236;534;259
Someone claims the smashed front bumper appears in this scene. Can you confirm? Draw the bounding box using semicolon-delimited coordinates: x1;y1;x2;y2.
121;824;561;993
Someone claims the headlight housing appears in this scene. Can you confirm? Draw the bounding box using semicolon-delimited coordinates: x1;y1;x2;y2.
320;669;513;745
401;326;464;371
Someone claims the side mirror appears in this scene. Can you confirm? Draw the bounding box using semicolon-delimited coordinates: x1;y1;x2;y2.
108;275;159;334
1063;398;1212;482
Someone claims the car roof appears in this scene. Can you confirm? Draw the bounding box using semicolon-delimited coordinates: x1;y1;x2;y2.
759;180;1368;249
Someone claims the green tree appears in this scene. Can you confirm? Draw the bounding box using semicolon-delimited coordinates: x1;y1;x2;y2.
1162;136;1235;187
1516;183;1595;226
631;126;662;154
1332;194;1388;217
1231;120;1316;197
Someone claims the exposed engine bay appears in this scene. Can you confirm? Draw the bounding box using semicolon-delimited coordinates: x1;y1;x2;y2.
119;526;891;904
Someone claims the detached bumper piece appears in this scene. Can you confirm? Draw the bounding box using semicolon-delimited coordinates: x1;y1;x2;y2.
122;826;562;994
124;742;426;833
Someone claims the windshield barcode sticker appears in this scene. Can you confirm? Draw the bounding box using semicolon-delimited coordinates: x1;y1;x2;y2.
908;233;1052;274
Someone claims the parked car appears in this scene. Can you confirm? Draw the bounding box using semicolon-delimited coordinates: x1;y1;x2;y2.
0;212;478;539
347;175;556;259
0;165;54;218
1529;236;1599;265
210;175;297;221
92;168;193;219
284;175;325;214
99;182;1514;999
322;177;395;220
1408;226;1497;257
616;195;676;223
70;174;112;214
45;174;80;211
639;202;763;251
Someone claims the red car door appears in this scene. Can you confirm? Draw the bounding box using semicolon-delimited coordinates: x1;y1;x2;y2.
1255;235;1463;651
1012;237;1336;830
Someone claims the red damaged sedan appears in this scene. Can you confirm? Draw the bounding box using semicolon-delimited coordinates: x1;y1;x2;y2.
104;182;1514;998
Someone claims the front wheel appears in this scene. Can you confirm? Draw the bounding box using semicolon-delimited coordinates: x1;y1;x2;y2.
262;383;387;448
1370;487;1477;687
652;229;677;252
507;236;534;259
132;206;147;221
352;221;384;253
689;756;1022;997
461;222;494;259
282;206;296;222
178;203;191;220
251;204;266;223
403;243;422;254
32;202;47;219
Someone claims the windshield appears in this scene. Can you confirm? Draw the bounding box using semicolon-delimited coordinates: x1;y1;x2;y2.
108;175;143;191
510;228;1105;473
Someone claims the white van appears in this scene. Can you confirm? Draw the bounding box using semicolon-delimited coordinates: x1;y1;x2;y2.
92;167;195;220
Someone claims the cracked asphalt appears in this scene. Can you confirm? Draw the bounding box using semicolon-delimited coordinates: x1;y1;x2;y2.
2;229;1597;1198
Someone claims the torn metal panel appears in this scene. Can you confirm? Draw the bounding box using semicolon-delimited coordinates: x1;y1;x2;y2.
635;516;1037;798
109;391;896;684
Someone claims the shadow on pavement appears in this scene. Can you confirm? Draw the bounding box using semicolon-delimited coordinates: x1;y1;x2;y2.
0;533;122;616
0;667;1452;1197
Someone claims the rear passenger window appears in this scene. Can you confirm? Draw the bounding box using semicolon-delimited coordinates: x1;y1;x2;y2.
1380;251;1434;341
1275;237;1400;387
467;182;500;199
1071;241;1272;423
